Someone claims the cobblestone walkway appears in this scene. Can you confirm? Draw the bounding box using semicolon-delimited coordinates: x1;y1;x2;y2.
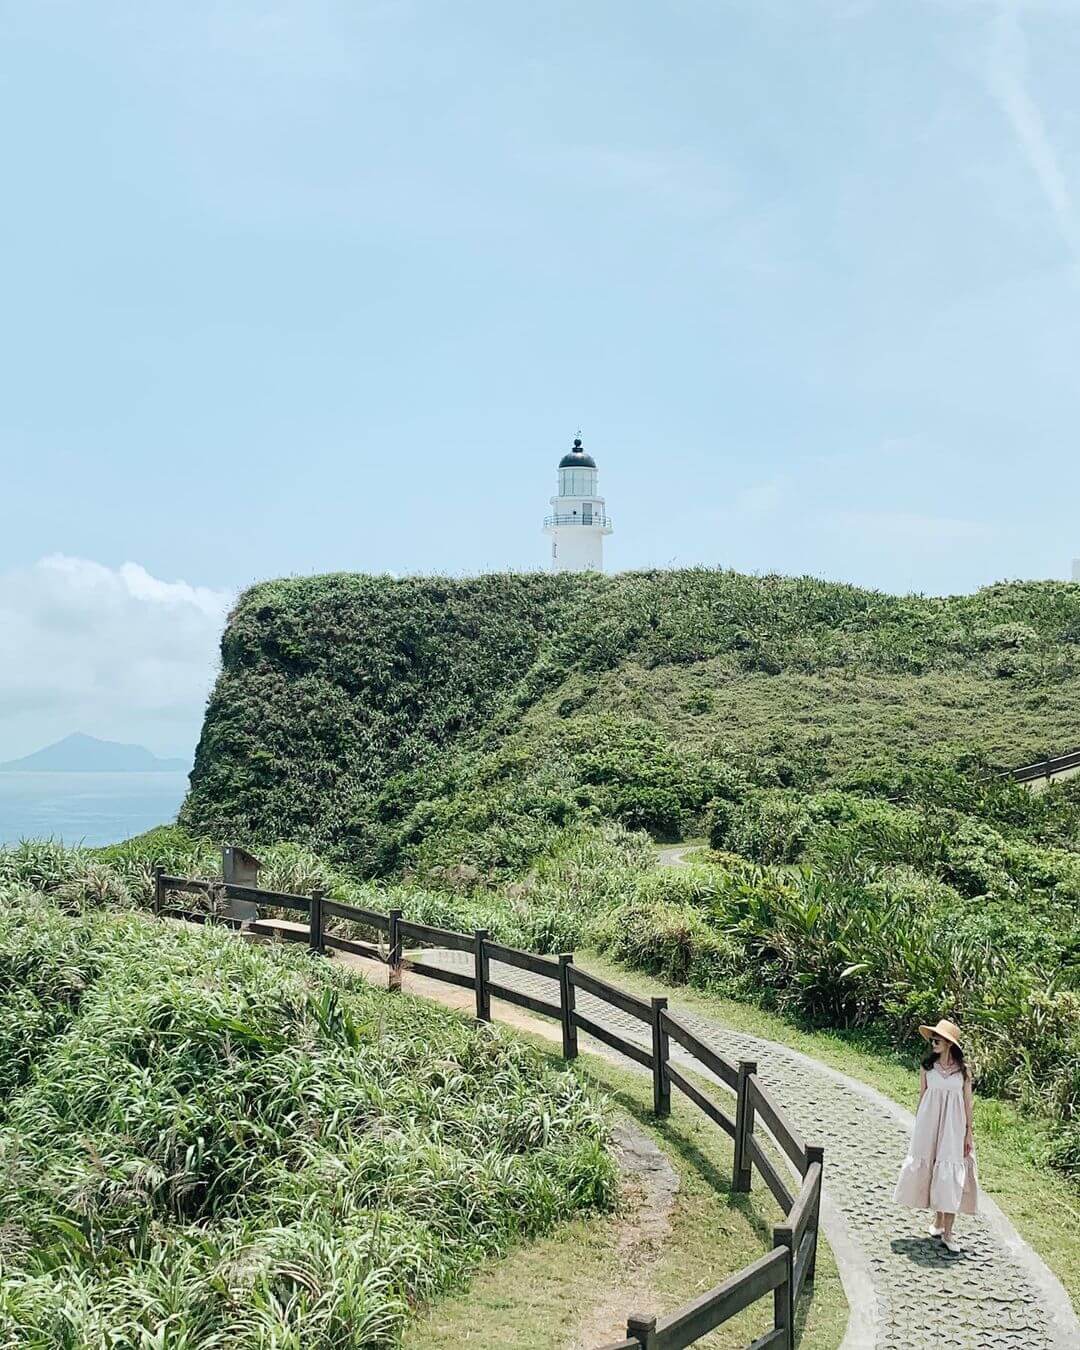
420;950;1079;1350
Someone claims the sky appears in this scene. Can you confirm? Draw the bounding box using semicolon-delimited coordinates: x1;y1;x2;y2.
2;0;1080;760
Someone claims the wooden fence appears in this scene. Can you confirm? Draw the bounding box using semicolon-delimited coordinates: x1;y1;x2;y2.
1002;748;1080;785
153;868;824;1350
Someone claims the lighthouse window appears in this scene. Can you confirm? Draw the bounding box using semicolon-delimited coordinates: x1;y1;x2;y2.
559;467;599;497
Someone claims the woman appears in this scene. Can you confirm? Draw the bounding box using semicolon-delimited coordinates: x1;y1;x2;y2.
892;1018;978;1253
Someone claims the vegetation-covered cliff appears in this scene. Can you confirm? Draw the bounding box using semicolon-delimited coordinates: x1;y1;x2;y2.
182;569;1080;871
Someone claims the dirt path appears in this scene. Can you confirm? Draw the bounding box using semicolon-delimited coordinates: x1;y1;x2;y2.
655;843;695;868
567;1121;680;1350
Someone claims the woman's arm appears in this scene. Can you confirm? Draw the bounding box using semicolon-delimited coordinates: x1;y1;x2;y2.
918;1066;927;1105
963;1076;974;1155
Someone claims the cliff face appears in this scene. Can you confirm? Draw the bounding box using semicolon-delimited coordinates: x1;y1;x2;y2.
182;569;1080;867
180;571;595;855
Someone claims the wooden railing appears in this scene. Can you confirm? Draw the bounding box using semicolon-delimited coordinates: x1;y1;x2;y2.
153;868;824;1350
1002;748;1080;785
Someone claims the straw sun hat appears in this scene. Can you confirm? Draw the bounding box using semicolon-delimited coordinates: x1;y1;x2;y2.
918;1018;963;1049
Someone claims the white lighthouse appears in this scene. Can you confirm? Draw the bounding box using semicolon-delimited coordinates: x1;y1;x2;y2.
543;437;613;573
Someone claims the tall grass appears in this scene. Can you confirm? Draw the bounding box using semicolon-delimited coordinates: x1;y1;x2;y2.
0;895;615;1347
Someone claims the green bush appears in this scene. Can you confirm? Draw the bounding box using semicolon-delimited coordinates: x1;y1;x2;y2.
720;790;812;864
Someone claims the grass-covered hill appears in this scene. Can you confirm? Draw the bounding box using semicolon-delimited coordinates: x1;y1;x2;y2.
0;886;613;1348
173;569;1080;1184
182;569;1080;870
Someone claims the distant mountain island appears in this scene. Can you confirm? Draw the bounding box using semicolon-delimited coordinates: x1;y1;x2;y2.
0;733;189;773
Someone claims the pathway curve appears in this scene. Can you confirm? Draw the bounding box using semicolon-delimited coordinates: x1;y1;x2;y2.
654;843;695;868
414;950;1079;1350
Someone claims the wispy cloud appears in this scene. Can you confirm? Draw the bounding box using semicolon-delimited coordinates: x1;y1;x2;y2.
985;3;1080;267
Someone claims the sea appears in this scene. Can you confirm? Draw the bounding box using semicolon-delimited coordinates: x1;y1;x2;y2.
0;772;190;848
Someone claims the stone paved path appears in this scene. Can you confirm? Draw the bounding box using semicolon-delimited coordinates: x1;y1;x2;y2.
418;950;1079;1350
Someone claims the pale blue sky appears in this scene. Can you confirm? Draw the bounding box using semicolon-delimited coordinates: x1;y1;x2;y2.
2;0;1080;757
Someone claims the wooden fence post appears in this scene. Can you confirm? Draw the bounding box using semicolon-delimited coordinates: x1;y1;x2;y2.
474;929;491;1022
732;1059;757;1192
387;909;403;991
805;1143;824;1283
309;889;324;955
625;1314;657;1349
558;954;578;1060
772;1225;794;1350
650;997;670;1118
152;865;164;917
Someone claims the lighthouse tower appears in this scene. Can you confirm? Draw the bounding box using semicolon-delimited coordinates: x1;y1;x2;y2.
543;437;613;573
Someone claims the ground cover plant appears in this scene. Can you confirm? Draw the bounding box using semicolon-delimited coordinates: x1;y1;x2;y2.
0;892;615;1348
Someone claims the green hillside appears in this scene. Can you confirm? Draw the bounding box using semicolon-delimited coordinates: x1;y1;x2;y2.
183;569;1080;869
175;569;1080;1182
182;572;592;858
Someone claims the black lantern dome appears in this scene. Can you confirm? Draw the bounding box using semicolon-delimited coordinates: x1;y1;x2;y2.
558;437;597;469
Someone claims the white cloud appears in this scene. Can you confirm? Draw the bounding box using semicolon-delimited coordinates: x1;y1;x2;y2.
986;4;1080;267
0;556;232;759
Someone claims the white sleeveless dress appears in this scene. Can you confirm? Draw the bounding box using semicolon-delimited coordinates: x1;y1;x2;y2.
893;1064;978;1215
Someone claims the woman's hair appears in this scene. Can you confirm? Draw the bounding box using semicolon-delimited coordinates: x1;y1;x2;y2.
922;1039;968;1079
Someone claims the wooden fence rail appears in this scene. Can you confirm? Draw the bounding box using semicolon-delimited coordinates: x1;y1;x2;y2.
153;865;824;1350
1001;748;1080;784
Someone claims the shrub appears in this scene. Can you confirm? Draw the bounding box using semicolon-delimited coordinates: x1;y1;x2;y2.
52;861;134;912
721;791;811;864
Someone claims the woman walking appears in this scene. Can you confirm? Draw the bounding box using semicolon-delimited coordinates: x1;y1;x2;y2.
893;1018;978;1253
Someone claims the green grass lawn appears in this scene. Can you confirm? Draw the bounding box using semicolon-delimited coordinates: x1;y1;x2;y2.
580;952;1080;1315
404;1047;847;1350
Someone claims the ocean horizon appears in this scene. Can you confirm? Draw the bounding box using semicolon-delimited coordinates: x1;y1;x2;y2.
0;771;190;847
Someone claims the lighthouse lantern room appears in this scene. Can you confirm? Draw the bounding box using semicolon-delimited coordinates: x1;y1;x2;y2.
542;437;613;573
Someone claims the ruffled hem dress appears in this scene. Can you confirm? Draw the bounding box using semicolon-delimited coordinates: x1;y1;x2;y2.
893;1064;978;1215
